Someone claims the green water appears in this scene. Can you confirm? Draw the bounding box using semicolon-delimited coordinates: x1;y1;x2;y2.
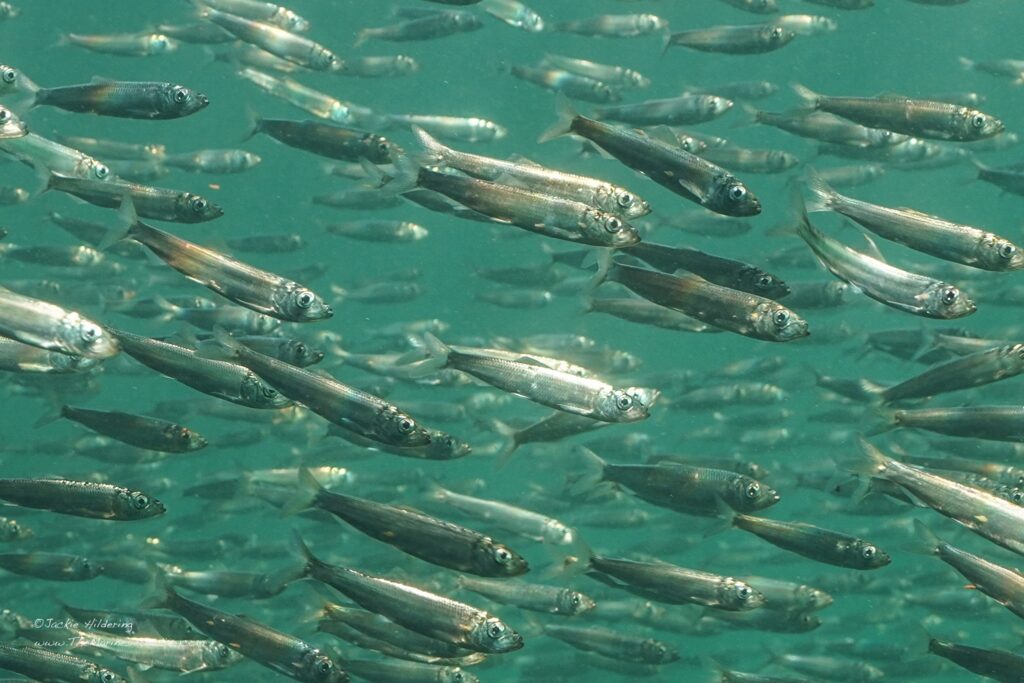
2;1;1024;681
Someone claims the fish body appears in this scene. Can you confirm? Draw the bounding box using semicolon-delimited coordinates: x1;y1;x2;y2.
110;328;292;409
415;127;648;218
794;196;976;319
154;587;348;681
0;287;118;358
794;84;1004;141
602;261;807;341
121;221;331;321
56;405;208;453
292;469;528;576
667;24;795;54
297;537;523;653
732;514;891;569
0;644;125;683
253;117;393;162
63;32;179;56
509;65;621;103
356;11;483;46
30;81;208;118
541;102;761;216
595;94;732;126
555;14;667;38
624;241;789;299
199;5;335;69
0;477;164;520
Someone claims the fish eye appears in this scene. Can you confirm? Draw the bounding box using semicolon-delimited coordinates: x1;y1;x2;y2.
80;322;101;343
493;546;512;564
1;68;14;83
377;139;390;154
728;185;747;201
0;108;9;123
570;594;581;607
93;164;110;179
736;584;752;600
604;216;622;233
262;385;279;398
296;290;315;308
771;27;783;39
173;87;188;103
772;310;790;327
190;197;208;213
617;192;634;207
488;622;505;639
132;493;150;509
972;114;985;128
452;674;465;683
398;416;415;434
294;342;307;357
999;242;1016;259
758;275;773;287
1012;490;1024;504
745;483;760;499
941;288;959;306
316;658;333;675
614;391;633;411
861;545;876;559
99;671;115;683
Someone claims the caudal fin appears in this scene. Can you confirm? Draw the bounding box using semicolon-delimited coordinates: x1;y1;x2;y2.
791;82;822;110
538;93;578;144
804;167;841;213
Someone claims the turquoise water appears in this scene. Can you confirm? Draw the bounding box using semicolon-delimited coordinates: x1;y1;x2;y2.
2;1;1024;681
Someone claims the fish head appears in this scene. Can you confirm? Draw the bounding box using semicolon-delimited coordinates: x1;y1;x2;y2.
607;185;651;219
721;578;766;611
797;585;834;610
147;34;179;54
712;178;761;216
0;105;26;139
920;283;976;319
706;95;733;116
0;518;30;541
90;668;124;683
364;133;394;164
167;424;208;451
640;638;680;664
176;193;223;223
383;408;433;447
277;284;333;322
477;541;529;576
440;668;479;683
762;25;795;46
470;617;523;653
737;267;789;299
302;650;345;682
426;431;472;459
162;84;209;116
963;109;1004;139
981;236;1024;271
280;10;310;33
558;589;596;615
730;476;780;512
582;210;641;247
849;539;890;569
71;555;103;579
638;14;666;32
283;339;325;367
311;47;338;71
62;314;120;359
598;387;654;422
118;489;165;520
521;11;544;33
626;69;651;89
201;641;243;669
242;374;293;409
752;303;808;341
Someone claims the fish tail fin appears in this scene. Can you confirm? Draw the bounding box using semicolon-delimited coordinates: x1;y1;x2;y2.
98;198;140;251
864;408;898;436
32;404;68;429
554;545;594;579
583;248;614;299
739;102;763;126
847;437;890;478
566;445;607;497
659;29;673;57
410;125;448;167
290;530;317;576
241;106;263;143
957;56;975;71
139;570;175;610
538;93;577;144
376;151;419;195
353;29;370;48
395;332;450;377
791;82;822;110
803;167;841;213
280;467;323;517
789;185;817;246
904;518;941;556
482;417;520;469
192;326;242;362
703;498;738;538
